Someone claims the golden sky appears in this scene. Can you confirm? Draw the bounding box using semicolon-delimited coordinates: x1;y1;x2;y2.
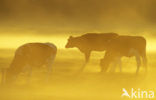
0;0;156;34
0;0;156;50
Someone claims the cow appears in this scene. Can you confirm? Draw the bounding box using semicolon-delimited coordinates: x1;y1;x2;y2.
100;35;147;74
65;33;118;71
5;42;57;83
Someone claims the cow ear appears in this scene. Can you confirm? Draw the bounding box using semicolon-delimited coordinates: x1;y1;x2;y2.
69;36;74;39
100;59;103;62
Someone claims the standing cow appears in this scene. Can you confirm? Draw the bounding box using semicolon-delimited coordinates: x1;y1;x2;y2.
5;42;57;83
100;36;147;74
65;33;118;71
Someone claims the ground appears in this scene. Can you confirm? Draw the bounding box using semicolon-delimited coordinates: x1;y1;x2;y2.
0;49;156;100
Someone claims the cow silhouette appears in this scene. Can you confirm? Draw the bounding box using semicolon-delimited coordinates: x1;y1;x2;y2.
100;35;147;74
65;33;118;71
5;42;57;83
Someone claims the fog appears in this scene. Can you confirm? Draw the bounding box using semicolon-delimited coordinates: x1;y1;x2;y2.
0;0;156;34
0;0;156;100
0;49;156;100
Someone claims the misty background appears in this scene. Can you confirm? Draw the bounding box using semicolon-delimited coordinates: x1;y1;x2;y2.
0;0;156;34
0;0;156;50
0;1;156;100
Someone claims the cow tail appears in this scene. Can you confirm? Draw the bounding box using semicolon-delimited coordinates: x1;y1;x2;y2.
142;39;147;68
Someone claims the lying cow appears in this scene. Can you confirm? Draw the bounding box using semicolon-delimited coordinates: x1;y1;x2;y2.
5;42;57;83
65;33;118;71
100;35;147;74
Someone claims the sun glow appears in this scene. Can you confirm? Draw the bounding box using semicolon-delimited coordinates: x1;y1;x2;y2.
0;33;156;52
0;34;67;49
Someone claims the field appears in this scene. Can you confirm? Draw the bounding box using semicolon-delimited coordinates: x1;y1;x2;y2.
1;0;156;99
0;49;156;100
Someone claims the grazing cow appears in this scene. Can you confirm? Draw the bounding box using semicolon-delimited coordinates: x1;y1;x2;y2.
65;33;118;71
5;42;57;83
100;35;147;74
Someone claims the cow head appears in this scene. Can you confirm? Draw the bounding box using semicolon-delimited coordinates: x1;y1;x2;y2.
100;52;112;72
5;68;18;84
100;58;110;72
65;36;76;48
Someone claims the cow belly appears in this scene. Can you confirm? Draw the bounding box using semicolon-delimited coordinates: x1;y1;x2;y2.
120;48;138;57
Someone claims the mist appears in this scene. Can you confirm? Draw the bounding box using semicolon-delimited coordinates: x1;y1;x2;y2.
0;0;156;34
1;1;156;100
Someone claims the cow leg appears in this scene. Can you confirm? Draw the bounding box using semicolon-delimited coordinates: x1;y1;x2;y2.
80;51;91;71
108;54;122;73
130;48;141;74
110;60;117;73
1;68;6;85
47;61;53;79
22;64;32;84
27;67;32;84
142;52;147;73
110;57;122;73
117;57;122;72
135;54;141;74
85;51;91;63
46;56;55;81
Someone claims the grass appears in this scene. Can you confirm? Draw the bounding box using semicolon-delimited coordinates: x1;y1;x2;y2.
0;49;156;100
